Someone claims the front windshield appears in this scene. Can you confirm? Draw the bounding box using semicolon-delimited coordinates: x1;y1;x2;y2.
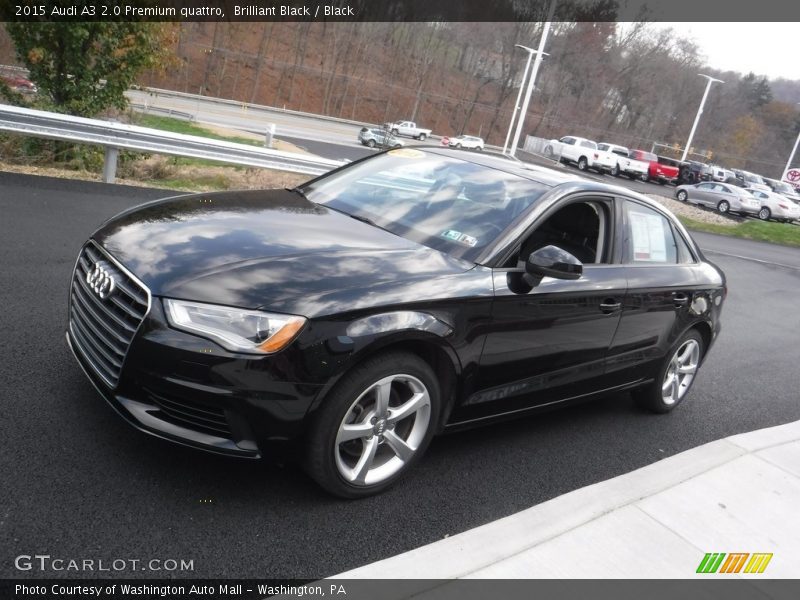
302;150;550;262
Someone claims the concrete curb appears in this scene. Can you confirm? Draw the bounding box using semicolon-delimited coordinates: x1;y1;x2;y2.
333;420;800;579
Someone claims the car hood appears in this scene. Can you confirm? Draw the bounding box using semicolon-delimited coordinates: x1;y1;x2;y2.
93;189;474;317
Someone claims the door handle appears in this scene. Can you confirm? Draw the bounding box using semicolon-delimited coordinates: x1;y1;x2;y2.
673;292;689;307
599;299;621;314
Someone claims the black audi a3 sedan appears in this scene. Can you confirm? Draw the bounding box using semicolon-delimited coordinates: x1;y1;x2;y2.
67;148;725;497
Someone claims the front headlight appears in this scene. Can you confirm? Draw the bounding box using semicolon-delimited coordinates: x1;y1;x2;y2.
163;299;306;354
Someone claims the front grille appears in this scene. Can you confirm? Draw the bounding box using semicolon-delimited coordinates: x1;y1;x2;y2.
69;241;150;388
148;391;233;439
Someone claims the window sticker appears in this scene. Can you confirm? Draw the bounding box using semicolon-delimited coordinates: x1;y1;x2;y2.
629;210;667;262
387;148;425;158
440;230;478;247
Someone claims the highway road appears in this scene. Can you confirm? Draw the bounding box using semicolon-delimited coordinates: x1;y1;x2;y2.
2;171;799;579
127;88;691;200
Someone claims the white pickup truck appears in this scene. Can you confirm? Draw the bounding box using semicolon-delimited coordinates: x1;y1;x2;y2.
594;143;650;180
384;120;432;141
544;136;598;171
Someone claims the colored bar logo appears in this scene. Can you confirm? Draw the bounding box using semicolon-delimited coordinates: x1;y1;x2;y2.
697;553;773;574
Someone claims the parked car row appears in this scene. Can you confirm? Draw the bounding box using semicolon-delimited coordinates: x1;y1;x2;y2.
675;181;800;223
546;134;800;222
544;136;681;185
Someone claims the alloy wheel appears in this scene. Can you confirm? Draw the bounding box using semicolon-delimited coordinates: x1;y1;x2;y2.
661;339;700;406
334;374;431;486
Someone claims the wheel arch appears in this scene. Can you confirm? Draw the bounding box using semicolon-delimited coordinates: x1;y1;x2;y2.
307;331;462;431
688;320;713;364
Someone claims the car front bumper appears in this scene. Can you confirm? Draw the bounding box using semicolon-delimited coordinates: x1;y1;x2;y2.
66;301;325;459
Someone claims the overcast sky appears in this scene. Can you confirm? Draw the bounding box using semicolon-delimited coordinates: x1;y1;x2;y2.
661;22;800;81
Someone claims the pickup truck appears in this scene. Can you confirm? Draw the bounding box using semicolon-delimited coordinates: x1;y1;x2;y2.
384;120;432;141
544;136;598;172
629;149;678;184
676;161;713;185
593;143;649;179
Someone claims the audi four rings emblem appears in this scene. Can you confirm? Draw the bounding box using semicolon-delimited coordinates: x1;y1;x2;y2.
86;263;116;299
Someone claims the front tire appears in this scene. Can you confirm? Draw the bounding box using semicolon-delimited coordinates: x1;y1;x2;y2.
611;164;620;177
633;329;704;414
677;190;688;202
305;352;440;498
717;200;730;214
758;207;771;221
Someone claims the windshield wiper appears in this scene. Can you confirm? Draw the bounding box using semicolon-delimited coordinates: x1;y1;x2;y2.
285;186;309;200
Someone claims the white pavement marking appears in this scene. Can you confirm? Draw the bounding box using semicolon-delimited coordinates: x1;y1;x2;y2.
332;420;800;580
701;249;800;271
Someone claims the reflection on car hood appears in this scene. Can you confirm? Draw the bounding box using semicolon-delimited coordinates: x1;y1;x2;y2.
94;189;475;316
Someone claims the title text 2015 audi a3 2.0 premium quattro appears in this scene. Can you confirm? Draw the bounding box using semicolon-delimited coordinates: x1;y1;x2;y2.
67;148;725;497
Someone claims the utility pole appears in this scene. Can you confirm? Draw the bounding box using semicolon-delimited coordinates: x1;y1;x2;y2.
680;74;724;162
509;0;557;157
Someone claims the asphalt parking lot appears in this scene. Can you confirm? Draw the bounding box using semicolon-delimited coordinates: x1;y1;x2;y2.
1;171;799;579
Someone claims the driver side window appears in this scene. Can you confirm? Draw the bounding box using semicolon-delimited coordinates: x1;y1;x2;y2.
509;200;610;267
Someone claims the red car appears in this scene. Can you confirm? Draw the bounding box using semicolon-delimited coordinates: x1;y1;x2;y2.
0;74;37;94
629;149;679;185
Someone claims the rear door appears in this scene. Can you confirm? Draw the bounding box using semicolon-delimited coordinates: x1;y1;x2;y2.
691;182;716;207
605;199;699;387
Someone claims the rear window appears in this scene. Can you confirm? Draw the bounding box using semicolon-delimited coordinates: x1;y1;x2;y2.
579;140;597;149
631;150;657;161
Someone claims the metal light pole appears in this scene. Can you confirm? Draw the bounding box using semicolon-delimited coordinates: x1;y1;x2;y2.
502;46;538;154
509;0;557;157
782;103;800;176
680;74;724;162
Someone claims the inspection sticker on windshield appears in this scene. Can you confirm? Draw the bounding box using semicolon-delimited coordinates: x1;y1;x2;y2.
441;230;477;247
387;148;425;158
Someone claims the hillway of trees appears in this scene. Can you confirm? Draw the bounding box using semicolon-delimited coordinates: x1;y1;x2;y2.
2;21;799;178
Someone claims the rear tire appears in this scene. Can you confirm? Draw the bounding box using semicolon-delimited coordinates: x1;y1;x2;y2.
367;139;376;148
758;207;771;221
418;133;427;141
633;329;704;414
611;164;620;177
391;128;399;136
305;352;441;498
577;156;589;171
717;200;730;214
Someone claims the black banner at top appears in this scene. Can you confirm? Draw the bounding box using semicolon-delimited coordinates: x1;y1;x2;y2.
2;0;800;22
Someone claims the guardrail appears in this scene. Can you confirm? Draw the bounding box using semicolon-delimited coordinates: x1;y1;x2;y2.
0;103;345;183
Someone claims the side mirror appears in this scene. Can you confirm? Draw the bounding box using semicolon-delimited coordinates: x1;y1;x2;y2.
524;245;583;287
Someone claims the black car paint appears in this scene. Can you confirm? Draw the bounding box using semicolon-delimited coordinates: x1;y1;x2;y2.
68;151;725;461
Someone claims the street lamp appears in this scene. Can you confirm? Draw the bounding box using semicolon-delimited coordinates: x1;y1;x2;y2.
508;0;557;157
501;45;546;154
782;102;800;177
680;74;724;162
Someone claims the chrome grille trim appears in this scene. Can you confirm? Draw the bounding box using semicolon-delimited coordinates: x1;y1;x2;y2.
68;240;151;388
